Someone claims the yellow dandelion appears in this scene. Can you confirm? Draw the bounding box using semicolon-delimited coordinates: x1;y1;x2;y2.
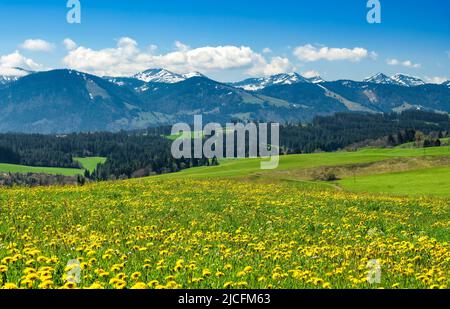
131;272;141;280
2;283;18;289
202;269;211;276
62;282;77;289
131;282;148;289
38;280;53;289
215;271;225;277
85;282;103;289
223;281;234;288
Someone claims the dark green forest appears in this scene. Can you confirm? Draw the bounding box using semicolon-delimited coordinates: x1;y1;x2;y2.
0;110;449;182
280;110;450;153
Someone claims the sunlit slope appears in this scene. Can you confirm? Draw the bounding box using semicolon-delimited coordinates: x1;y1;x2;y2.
0;163;83;176
73;157;107;173
339;166;450;197
0;157;107;176
159;146;450;179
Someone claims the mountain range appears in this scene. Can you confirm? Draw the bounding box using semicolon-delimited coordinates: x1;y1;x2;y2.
363;73;426;87
0;68;449;133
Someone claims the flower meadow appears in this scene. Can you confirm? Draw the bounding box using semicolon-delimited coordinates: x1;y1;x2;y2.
0;178;448;289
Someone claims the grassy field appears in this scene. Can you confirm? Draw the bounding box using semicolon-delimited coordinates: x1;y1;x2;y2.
73;157;107;173
161;146;450;178
0;178;448;289
339;166;450;197
0;163;83;176
157;146;450;198
0;157;107;176
0;147;448;289
165;131;204;141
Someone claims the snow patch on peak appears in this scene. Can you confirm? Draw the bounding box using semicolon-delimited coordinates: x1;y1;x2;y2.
390;74;425;87
0;67;32;85
133;68;186;83
307;76;325;84
232;72;310;91
363;73;398;85
183;71;205;79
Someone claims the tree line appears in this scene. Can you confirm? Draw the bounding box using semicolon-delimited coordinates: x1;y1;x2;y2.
0;110;449;183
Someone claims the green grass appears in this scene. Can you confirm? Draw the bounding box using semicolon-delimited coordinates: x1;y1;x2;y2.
1;177;448;289
339;166;450;197
73;157;107;173
160;146;450;179
156;146;450;198
0;157;107;176
165;131;204;141
0;163;83;176
166;128;243;141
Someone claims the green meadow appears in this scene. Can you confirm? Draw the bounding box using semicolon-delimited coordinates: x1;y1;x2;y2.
0;157;107;176
0;163;83;176
73;157;107;173
2;145;450;197
159;146;450;198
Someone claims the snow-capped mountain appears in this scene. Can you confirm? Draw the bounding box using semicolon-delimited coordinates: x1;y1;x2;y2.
1;67;449;133
307;76;325;84
442;80;450;88
364;73;426;87
0;75;19;85
132;68;207;84
183;71;205;79
232;73;310;91
0;67;32;85
391;74;425;87
133;68;186;83
363;73;399;85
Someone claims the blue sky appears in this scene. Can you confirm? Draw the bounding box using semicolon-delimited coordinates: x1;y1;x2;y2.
0;0;448;82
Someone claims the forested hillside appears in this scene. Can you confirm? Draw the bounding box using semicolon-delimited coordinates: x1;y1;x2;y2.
0;111;449;182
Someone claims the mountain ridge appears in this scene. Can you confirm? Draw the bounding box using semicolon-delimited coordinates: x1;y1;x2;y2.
0;68;448;133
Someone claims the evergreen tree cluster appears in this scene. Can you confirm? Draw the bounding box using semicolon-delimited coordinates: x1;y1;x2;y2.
280;111;450;153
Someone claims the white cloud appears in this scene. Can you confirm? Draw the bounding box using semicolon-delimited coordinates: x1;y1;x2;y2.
247;56;292;76
174;41;189;52
301;70;320;78
424;76;448;84
62;37;281;77
387;58;421;68
20;39;54;52
63;38;77;51
262;47;272;54
147;44;158;52
0;51;43;75
63;37;149;76
157;45;259;71
293;44;370;62
0;67;28;76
